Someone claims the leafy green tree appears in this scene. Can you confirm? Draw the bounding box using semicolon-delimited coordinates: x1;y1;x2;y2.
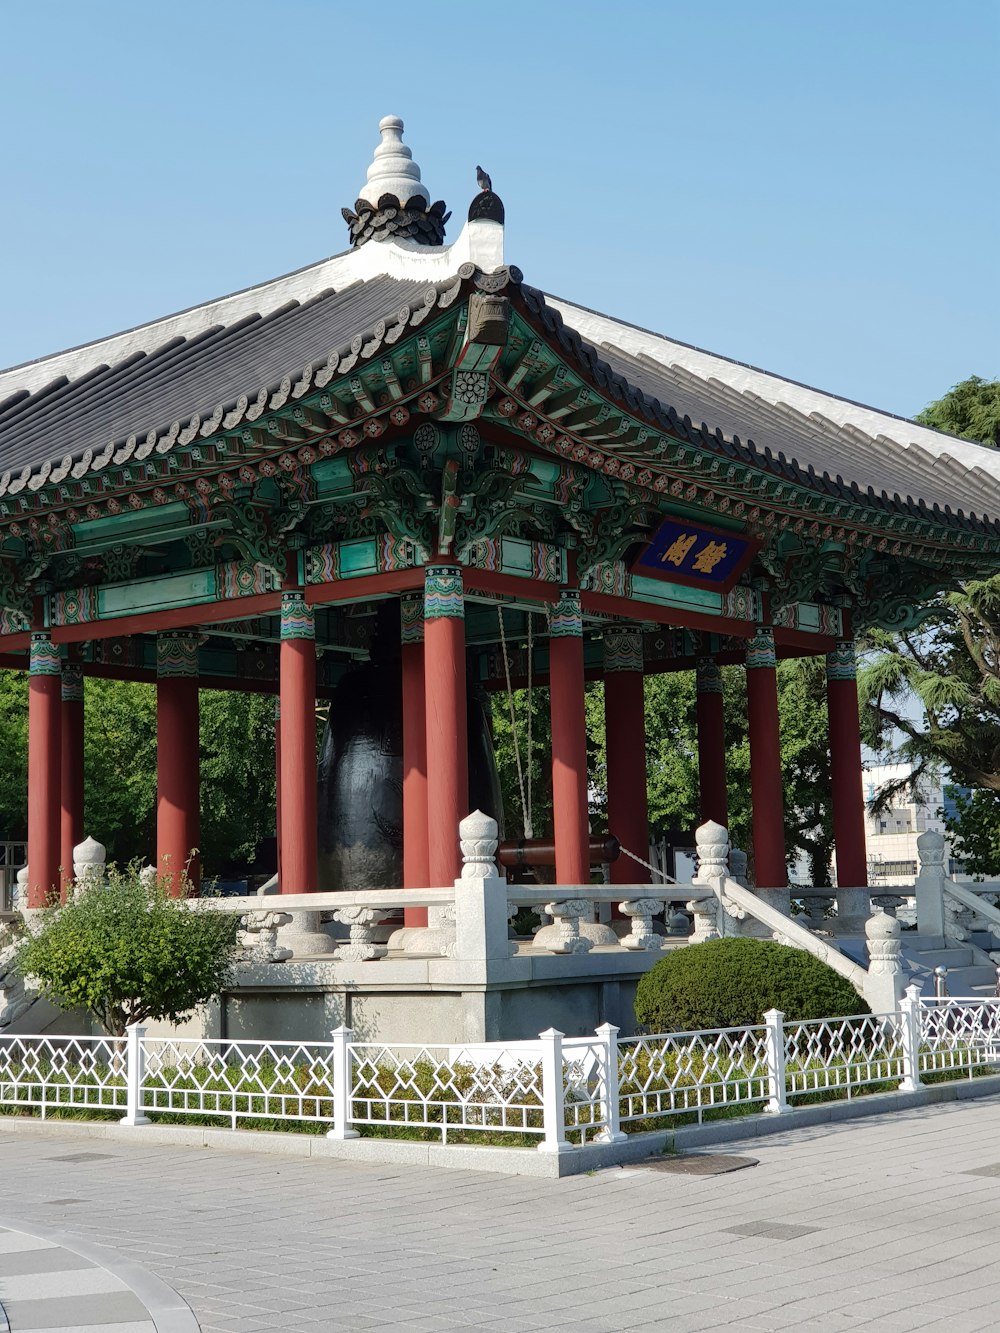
199;690;276;873
493;656;836;886
860;376;1000;862
0;671;276;873
83;679;157;865
915;375;1000;447
0;671;28;840
18;865;240;1036
941;787;1000;877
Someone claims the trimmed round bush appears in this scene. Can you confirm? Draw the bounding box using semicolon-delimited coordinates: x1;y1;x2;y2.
634;937;870;1032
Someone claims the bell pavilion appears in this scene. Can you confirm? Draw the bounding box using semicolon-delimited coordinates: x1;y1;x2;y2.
3;115;1000;918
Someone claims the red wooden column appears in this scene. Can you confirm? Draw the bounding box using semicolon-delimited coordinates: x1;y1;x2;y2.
274;697;282;888
603;628;649;886
278;591;318;894
745;627;787;892
827;640;869;890
27;632;61;908
696;657;729;827
156;632;200;894
401;592;429;924
60;661;85;898
549;589;590;886
424;565;468;887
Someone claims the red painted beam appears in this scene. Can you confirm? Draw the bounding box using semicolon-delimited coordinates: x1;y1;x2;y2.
464;570;559;605
581;589;755;638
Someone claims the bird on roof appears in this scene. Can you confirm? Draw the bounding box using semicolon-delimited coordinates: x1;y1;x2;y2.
476;165;492;193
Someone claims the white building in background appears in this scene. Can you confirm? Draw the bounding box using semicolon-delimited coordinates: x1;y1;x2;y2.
863;761;968;887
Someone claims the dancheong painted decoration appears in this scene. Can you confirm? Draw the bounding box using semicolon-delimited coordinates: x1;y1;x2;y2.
4;112;1000;916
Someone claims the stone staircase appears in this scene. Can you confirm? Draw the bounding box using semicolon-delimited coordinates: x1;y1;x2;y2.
835;932;999;999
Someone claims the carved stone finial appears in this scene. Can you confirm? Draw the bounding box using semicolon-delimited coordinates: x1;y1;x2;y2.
459;810;499;879
343;116;450;249
865;903;900;943
695;821;730;877
73;836;106;891
359;115;429;208
864;905;904;1010
917;829;946;868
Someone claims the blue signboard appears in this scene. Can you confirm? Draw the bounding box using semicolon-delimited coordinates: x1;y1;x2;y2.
632;517;756;591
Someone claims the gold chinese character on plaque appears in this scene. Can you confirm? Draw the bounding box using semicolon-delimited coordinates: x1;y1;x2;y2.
692;540;728;574
661;534;697;567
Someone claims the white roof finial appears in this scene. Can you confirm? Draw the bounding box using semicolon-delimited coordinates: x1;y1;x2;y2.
357;115;430;208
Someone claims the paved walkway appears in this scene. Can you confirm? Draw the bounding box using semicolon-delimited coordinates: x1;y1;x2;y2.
0;1217;197;1333
2;1097;1000;1330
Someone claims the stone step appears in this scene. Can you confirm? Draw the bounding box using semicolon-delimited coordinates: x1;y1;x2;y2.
904;934;947;951
911;947;975;967
940;966;998;997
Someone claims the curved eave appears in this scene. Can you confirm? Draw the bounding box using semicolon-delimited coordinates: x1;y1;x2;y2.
512;283;1000;542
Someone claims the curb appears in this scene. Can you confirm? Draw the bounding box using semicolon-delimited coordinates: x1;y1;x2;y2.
0;1218;200;1333
0;1071;997;1178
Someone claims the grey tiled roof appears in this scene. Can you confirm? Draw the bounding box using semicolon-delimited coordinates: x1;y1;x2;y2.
596;339;984;519
0;276;427;476
531;289;1000;533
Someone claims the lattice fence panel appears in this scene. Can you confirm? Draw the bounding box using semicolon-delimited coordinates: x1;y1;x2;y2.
349;1043;545;1143
140;1038;336;1126
918;999;1000;1076
562;1038;609;1144
784;1013;904;1098
618;1025;770;1125
0;1035;126;1116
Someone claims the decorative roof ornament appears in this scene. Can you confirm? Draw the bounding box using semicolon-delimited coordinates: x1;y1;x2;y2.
342;115;450;249
469;163;505;225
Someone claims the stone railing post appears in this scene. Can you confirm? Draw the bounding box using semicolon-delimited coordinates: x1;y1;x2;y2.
728;847;749;888
689;820;727;942
593;1022;627;1144
863;906;905;1014
455;811;515;961
72;836;107;896
235;910;294;964
13;866;28;916
327;1025;360;1140
833;885;871;937
726;842;770;939
914;829;946;937
332;908;392;961
119;1022;151;1127
763;1008;788;1114
540;899;593;954
538;1027;571;1155
898;984;923;1092
617;896;666;950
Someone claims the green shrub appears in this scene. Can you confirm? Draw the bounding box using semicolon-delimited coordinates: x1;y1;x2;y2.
18;864;240;1036
634;937;870;1032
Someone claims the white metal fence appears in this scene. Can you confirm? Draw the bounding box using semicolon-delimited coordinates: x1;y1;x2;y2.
0;991;997;1150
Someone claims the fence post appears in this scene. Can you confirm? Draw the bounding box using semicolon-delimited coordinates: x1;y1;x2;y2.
763;1008;788;1115
898;984;923;1092
327;1025;360;1140
537;1028;571;1154
594;1023;627;1144
119;1022;151;1127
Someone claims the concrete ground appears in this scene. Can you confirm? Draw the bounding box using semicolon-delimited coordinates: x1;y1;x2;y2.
2;1098;1000;1332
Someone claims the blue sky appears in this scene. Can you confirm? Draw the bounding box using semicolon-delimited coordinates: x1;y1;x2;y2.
1;0;996;418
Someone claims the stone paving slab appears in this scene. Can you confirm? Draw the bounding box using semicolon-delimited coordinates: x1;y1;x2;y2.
3;1098;1000;1327
0;1222;198;1333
